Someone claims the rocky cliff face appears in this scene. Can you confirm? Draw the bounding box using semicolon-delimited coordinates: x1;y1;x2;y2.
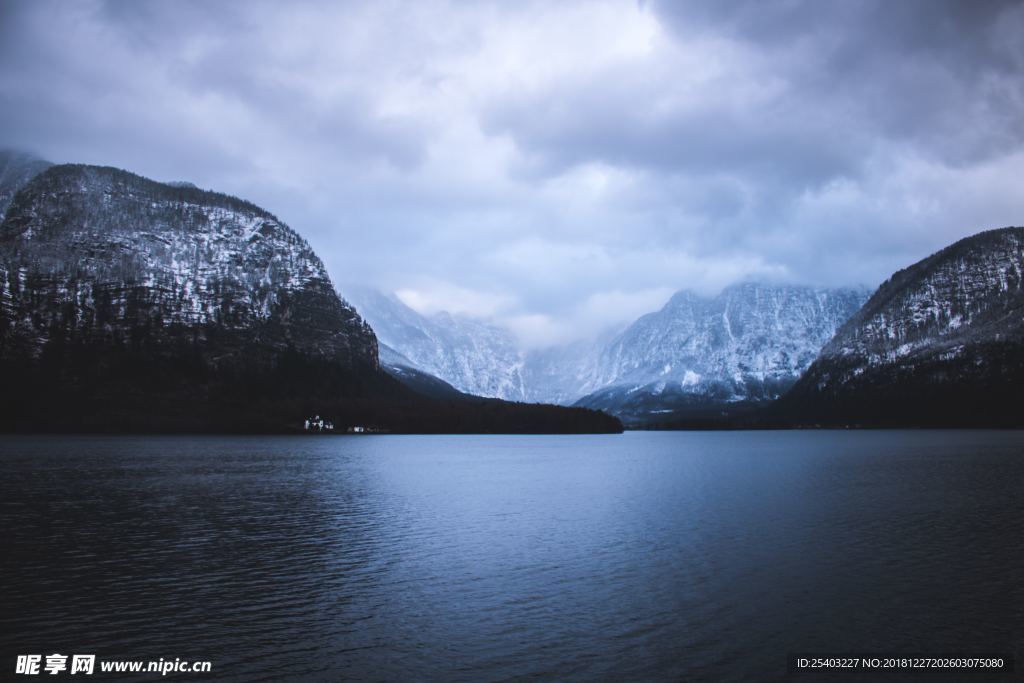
573;283;869;422
784;227;1024;425
0;164;378;370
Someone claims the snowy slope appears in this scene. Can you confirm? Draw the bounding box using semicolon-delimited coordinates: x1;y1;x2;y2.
573;283;869;420
810;228;1023;367
344;287;527;400
786;227;1024;424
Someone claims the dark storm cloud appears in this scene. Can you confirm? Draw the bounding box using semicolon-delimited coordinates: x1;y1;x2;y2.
484;80;865;188
102;1;428;169
652;0;1024;163
1;0;1022;346
486;0;1024;179
472;0;1024;310
1;1;427;171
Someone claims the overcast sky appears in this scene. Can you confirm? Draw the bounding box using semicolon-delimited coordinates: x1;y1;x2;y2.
2;0;1023;346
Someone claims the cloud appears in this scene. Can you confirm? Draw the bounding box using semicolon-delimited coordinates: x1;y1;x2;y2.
1;0;1022;346
395;281;515;319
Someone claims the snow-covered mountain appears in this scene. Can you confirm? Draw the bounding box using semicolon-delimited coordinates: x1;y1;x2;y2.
0;163;378;368
785;227;1024;425
572;283;869;422
343;287;527;400
347;283;868;419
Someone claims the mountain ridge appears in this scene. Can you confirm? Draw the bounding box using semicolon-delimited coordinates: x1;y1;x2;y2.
571;282;870;423
348;281;871;421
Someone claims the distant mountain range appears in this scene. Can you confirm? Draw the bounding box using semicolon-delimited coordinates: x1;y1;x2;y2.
348;282;869;423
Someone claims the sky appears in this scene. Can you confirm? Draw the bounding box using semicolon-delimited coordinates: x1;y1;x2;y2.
1;0;1023;347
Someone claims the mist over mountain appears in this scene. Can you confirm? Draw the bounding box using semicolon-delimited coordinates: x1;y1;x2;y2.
0;149;51;220
521;331;622;405
783;227;1024;426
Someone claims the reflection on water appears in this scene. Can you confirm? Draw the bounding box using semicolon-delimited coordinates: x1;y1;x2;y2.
2;431;1023;681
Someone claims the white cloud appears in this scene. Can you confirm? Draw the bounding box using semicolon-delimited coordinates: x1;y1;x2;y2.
395;281;516;318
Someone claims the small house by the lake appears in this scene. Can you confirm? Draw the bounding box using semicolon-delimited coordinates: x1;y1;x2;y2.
304;415;334;432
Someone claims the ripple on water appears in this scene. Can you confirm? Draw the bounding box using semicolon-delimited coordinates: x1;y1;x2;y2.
2;431;1023;682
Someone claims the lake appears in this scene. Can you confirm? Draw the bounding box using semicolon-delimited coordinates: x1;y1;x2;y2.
2;431;1022;681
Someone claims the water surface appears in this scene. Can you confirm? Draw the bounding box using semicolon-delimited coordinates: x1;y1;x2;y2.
2;431;1023;681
